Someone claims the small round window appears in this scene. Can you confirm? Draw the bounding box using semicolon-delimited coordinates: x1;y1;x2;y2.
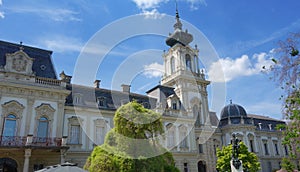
40;65;47;71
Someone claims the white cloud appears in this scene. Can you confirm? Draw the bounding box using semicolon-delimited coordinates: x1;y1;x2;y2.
38;35;128;57
208;51;273;82
132;0;207;12
143;62;164;78
38;36;83;53
0;11;4;19
186;0;207;10
141;9;165;19
132;0;168;10
0;0;4;19
8;6;81;22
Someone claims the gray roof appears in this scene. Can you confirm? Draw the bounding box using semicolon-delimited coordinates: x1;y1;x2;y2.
220;103;247;119
0;40;57;79
146;85;175;97
66;84;157;110
209;112;219;127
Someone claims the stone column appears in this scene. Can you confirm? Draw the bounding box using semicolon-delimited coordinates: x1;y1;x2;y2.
60;149;67;164
23;148;31;172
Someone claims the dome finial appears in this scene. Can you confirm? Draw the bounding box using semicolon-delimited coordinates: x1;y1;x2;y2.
230;99;232;104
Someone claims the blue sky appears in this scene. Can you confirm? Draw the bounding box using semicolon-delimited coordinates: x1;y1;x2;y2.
1;0;300;119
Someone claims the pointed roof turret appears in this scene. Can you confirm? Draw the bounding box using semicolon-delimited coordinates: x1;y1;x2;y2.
166;6;193;47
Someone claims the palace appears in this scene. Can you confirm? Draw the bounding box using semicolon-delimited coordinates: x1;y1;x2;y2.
0;12;287;172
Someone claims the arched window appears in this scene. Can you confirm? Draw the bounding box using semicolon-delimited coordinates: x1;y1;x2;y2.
171;57;175;73
185;54;192;71
179;125;188;148
37;117;49;138
2;114;17;137
166;124;175;148
193;105;201;127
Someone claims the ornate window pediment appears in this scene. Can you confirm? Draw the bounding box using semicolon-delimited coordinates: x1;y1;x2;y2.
2;100;25;118
35;104;55;121
4;49;34;75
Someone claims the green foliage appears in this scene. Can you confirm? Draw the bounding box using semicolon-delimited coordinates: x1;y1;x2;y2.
216;142;260;172
84;101;180;172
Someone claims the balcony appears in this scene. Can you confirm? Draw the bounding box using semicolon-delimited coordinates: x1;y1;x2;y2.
0;136;67;148
35;77;65;87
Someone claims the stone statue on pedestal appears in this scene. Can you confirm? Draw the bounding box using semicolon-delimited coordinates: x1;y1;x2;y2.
231;133;243;172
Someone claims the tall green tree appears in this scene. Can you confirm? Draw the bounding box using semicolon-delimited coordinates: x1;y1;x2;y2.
84;101;179;172
216;142;260;172
266;33;300;170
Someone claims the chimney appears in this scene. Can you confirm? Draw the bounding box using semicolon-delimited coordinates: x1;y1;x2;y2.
121;84;130;93
94;80;101;88
59;71;72;84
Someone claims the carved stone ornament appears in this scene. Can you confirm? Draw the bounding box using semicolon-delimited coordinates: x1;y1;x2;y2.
2;100;25;118
35;103;55;121
4;50;34;75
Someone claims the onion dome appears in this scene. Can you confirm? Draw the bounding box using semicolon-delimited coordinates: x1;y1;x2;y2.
166;9;193;47
220;101;247;119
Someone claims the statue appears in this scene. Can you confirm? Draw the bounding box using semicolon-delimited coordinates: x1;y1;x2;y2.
231;133;243;172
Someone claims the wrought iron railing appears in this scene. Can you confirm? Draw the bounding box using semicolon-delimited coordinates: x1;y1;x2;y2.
0;136;26;146
0;136;63;147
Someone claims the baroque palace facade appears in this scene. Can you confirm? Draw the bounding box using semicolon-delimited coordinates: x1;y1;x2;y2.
0;13;288;172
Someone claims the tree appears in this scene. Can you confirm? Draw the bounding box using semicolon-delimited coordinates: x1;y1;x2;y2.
84;101;180;172
216;142;260;172
266;33;300;170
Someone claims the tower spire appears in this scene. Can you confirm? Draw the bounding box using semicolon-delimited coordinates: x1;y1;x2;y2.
174;0;182;30
175;0;179;19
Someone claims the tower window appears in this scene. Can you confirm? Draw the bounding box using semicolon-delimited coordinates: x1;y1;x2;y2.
185;54;192;71
199;144;203;153
171;57;175;73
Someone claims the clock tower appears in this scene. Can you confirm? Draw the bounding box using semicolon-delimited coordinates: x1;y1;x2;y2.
161;9;211;127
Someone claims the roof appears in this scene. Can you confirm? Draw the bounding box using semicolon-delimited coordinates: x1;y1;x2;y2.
66;84;157;110
146;85;175;97
209;111;219;127
247;114;283;122
220;103;247;119
0;40;57;79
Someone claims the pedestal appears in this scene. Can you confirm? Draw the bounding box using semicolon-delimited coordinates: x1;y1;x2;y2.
23;149;31;172
230;160;243;172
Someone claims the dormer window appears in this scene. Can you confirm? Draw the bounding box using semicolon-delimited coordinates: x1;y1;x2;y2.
97;97;106;107
73;93;82;105
172;102;177;110
258;123;262;130
268;124;272;130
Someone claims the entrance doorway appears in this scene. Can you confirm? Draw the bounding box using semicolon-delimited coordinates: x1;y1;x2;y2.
0;158;18;172
198;161;206;172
